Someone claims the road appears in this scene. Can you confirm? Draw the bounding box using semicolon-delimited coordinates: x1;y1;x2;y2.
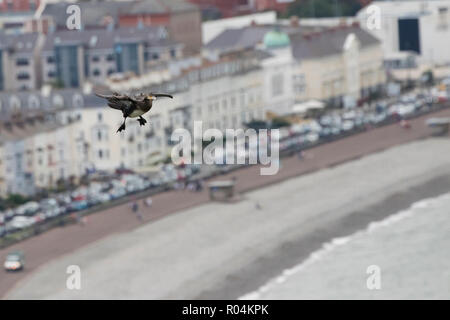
0;107;449;298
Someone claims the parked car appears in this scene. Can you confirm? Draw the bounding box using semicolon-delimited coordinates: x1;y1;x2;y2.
8;216;34;230
4;251;25;271
109;187;126;200
95;193;112;204
67;199;89;212
15;201;40;217
341;120;354;132
33;212;47;224
4;209;15;221
40;198;63;218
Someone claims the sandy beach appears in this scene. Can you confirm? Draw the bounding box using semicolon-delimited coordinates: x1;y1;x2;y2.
2;106;447;298
6;137;450;299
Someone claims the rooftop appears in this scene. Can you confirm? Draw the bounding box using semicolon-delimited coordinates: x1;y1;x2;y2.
290;24;380;60
0;116;68;144
42;26;176;52
263;29;290;49
0;32;40;54
205;23;324;53
42;0;198;29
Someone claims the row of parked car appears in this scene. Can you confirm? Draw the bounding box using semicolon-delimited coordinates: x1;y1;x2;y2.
209;91;440;164
0;90;442;238
0;164;201;237
276;91;437;152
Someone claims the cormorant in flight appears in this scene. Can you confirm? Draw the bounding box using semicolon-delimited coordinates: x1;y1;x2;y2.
95;92;173;132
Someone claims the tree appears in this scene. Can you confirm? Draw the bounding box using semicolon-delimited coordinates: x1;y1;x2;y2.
5;194;29;207
271;117;291;128
284;0;363;18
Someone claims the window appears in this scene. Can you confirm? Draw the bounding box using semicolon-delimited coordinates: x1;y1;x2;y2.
240;93;245;107
48;71;56;78
170;49;176;58
106;54;115;62
92;69;101;77
98;150;103;159
272;74;284;97
97;112;102;122
16;58;29;66
97;131;102;141
152;52;159;60
17;72;30;80
91;56;100;62
231;96;236;108
294;74;306;94
47;56;55;63
107;68;115;75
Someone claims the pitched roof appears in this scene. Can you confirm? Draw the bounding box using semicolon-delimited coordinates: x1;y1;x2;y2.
0;119;68;144
0;32;39;54
0;88;105;122
290;25;381;60
206;26;271;52
205;24;321;53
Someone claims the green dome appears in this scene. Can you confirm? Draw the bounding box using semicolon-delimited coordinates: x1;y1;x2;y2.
263;30;290;49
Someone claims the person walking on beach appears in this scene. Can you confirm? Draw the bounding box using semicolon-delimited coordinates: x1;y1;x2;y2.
132;201;143;221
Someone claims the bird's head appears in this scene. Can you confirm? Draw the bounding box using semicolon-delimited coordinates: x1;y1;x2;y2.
144;95;157;102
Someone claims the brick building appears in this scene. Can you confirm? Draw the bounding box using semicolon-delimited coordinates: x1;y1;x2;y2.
0;0;40;13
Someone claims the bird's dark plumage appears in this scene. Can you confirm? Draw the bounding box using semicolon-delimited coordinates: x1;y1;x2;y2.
95;92;173;132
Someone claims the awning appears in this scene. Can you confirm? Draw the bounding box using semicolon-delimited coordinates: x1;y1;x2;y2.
292;100;325;114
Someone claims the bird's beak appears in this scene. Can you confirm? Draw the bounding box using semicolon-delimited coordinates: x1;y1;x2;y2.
148;95;157;100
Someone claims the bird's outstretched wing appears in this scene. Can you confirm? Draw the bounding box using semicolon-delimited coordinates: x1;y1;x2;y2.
95;93;134;111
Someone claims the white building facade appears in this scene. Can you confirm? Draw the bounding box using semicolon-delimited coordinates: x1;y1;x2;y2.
357;0;450;65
